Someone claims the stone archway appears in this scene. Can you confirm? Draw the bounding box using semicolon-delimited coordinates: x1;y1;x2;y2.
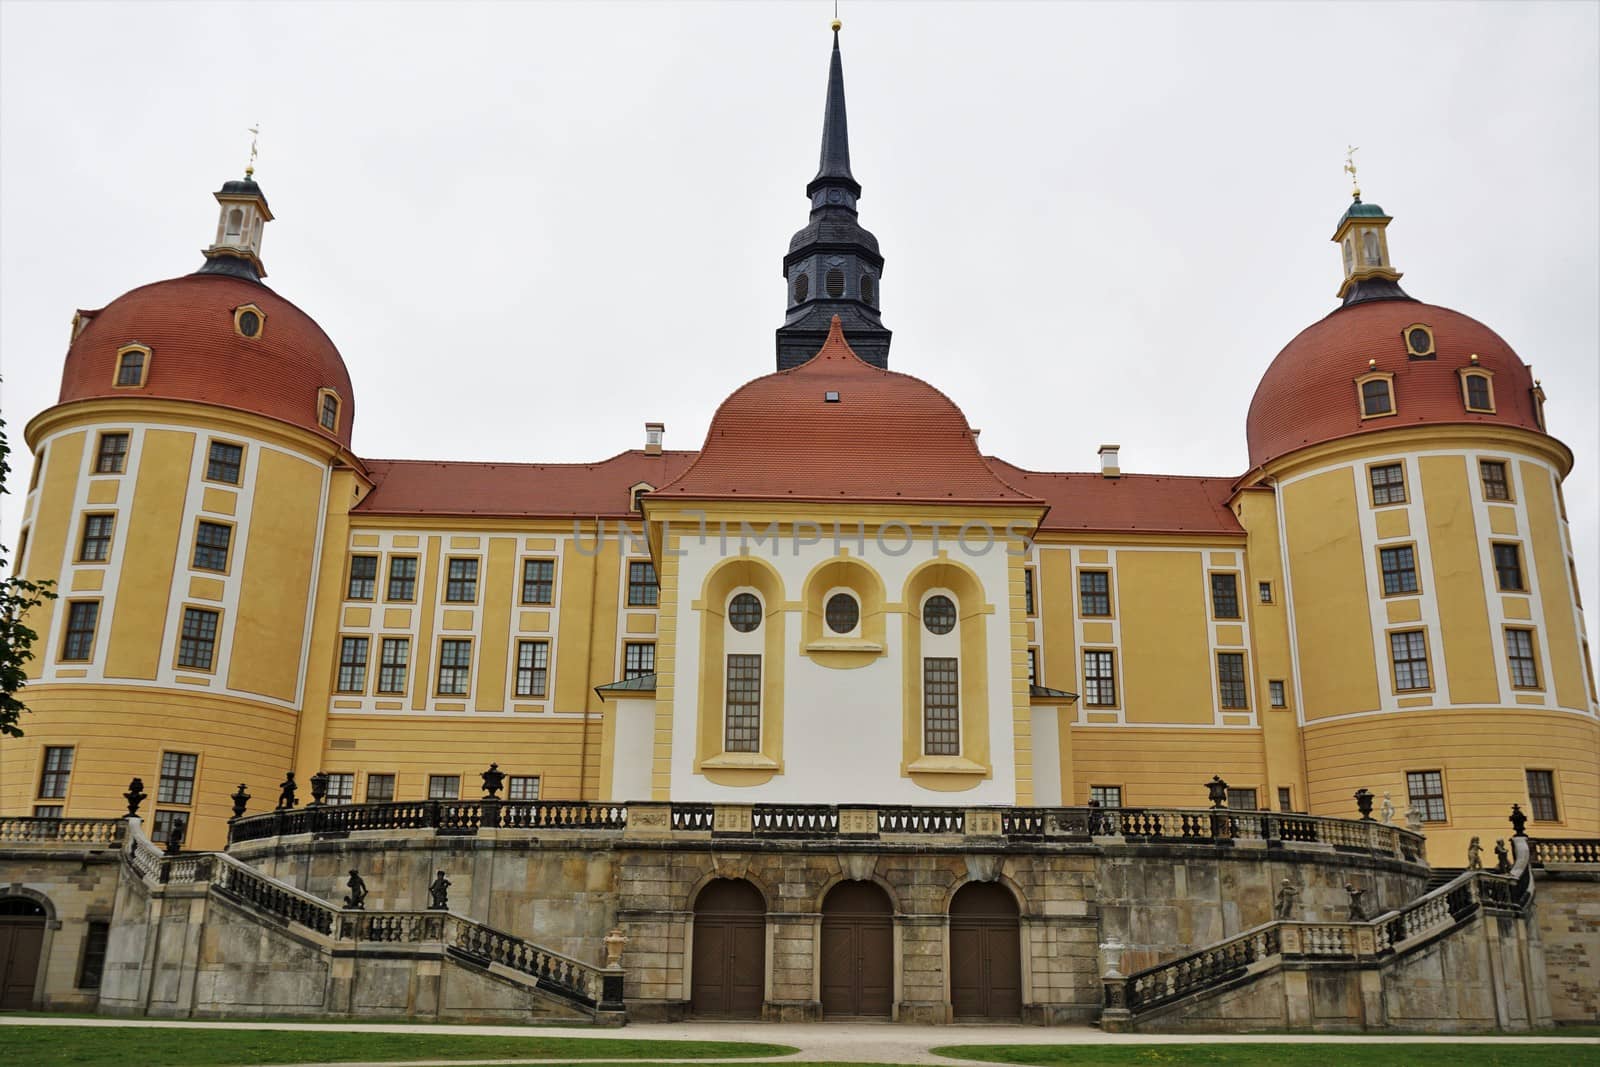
0;896;48;1010
690;878;766;1018
820;880;893;1018
949;881;1021;1020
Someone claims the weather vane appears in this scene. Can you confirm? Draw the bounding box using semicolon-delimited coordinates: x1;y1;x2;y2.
1344;145;1361;199
246;124;261;179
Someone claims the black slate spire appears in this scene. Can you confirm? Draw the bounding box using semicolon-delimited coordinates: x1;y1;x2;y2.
776;23;891;370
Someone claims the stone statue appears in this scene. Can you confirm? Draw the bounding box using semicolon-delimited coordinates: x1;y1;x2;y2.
1274;879;1300;920
164;816;187;855
1086;798;1107;836
1379;791;1395;825
428;870;451;910
1404;806;1425;833
277;772;298;810
1509;803;1528;838
1494;839;1511;874
1467;836;1483;870
344;869;368;910
1344;883;1367;922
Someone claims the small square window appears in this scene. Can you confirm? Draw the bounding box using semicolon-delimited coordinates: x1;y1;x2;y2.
1226;787;1259;810
365;773;396;803
1089;785;1122;807
324;773;355;806
1406;770;1447;822
1379;545;1419;596
1360;378;1394;417
624;642;655;680
508;775;541;801
192;521;232;572
428;775;460;800
95;433;130;474
1369;463;1407;505
1480;460;1511;501
387;557;419;601
206;442;244;484
151;809;188;845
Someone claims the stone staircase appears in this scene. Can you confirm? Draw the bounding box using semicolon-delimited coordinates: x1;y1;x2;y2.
121;820;624;1024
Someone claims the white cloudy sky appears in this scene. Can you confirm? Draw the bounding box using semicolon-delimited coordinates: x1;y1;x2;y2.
2;1;1595;612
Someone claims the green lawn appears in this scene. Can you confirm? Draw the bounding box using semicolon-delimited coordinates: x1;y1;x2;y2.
0;1025;797;1066
933;1044;1600;1067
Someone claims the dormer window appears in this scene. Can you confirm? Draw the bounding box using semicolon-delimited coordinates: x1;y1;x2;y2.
630;483;654;512
114;344;151;388
1403;323;1435;360
233;304;265;339
793;273;809;303
1356;372;1395;418
1461;369;1495;413
825;268;845;298
317;388;341;433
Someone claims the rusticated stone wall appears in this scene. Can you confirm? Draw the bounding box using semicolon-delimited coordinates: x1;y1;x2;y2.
1535;870;1600;1023
0;845;123;1011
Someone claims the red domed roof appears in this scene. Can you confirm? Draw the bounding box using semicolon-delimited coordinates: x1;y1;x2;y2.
59;273;355;449
1246;299;1543;470
656;317;1038;506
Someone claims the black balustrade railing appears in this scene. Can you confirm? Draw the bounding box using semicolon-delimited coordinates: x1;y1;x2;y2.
671;803;714;831
751;804;839;834
878;806;964;834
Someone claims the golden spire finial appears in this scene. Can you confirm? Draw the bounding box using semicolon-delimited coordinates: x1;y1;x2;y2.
832;0;841;31
1344;144;1361;200
245;124;260;179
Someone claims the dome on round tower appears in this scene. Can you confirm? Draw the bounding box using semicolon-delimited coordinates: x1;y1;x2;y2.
59;272;355;449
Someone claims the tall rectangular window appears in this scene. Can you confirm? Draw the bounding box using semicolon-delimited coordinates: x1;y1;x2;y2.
38;746;74;799
521;559;555;604
515;640;549;698
192;521;232;572
1492;543;1525;591
725;653;762;752
1389;630;1431;691
1226;787;1259;810
1216;652;1248;708
437;639;472;695
628;561;659;607
1369;462;1406;505
77;921;110;990
923;656;960;756
387;556;418;601
1406;770;1447;822
157;751;198;805
624;642;655;680
444;558;478;602
336;636;369;693
1089;785;1122;807
1480;459;1511;501
1079;571;1111;616
1083;650;1117;706
177;607;220;670
1210;574;1240;619
509;775;541;801
1277;787;1294;813
347;555;378;599
116;349;146;386
365;773;396;803
1258;581;1273;605
1027;648;1038;686
61;601;99;661
1379;545;1419;595
206;441;244;484
1023;568;1036;615
1526;770;1558;822
325;773;354;806
1505;627;1539;688
95;432;129;474
428;775;460;800
377;637;410;693
79;514;114;562
1268;680;1287;708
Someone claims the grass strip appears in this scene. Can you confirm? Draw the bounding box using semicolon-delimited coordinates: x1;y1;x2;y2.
930;1044;1597;1067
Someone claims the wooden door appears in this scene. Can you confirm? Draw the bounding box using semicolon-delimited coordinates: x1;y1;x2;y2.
820;880;893;1018
690;879;765;1018
949;882;1021;1020
0;898;47;1011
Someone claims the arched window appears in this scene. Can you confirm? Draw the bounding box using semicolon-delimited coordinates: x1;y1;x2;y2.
1342;238;1355;274
1362;229;1381;265
921;591;961;755
725;590;764;752
225;208;244;238
318;389;341;432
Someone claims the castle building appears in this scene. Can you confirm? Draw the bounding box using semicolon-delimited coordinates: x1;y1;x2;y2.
5;26;1596;876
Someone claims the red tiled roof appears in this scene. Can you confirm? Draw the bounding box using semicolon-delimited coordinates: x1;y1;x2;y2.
59;273;356;448
1246;300;1543;470
983;458;1243;535
653;317;1039;506
355;450;698;518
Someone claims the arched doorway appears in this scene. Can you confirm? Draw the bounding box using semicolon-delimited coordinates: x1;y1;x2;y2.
0;897;48;1010
820;880;893;1018
949;881;1021;1020
690;879;765;1018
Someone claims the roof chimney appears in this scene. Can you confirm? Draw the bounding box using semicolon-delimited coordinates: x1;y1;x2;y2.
1098;444;1121;479
644;422;664;455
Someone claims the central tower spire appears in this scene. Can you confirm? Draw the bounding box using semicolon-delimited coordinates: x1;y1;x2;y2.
776;21;891;370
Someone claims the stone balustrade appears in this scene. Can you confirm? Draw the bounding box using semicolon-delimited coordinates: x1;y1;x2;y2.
0;815;126;847
227;799;1427;864
1528;837;1600;866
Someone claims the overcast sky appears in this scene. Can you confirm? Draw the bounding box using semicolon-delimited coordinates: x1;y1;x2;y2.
2;1;1596;613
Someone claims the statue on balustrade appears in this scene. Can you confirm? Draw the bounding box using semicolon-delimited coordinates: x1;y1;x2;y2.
428;870;451;910
1344;883;1367;921
277;772;298;810
1494;839;1511;874
344;869;368;910
1274;879;1301;920
1467;836;1483;870
1379;791;1395;825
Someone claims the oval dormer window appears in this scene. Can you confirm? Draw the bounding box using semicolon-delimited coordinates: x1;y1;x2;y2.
793;273;809;303
729;592;763;634
825;592;860;635
237;310;261;337
825;268;845;298
923;594;957;635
